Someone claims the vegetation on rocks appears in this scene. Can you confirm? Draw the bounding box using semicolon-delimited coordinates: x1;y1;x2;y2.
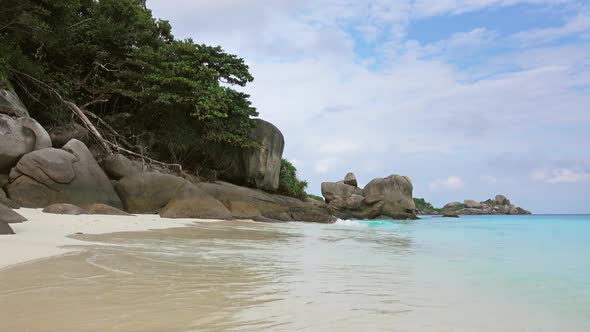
413;198;438;212
278;159;308;200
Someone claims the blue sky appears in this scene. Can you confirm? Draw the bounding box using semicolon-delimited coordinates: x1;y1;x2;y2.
148;0;590;213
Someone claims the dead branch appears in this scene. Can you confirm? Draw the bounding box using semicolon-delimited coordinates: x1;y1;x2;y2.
65;101;112;154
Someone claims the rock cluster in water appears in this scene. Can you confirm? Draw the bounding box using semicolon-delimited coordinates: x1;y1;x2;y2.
418;194;531;215
321;172;417;220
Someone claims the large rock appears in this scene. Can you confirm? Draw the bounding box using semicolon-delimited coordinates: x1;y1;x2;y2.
0;188;19;209
344;172;358;187
43;203;87;215
320;174;416;220
321;182;363;203
244;119;284;191
363;175;416;217
198;181;335;223
0;203;27;223
159;182;232;219
115;172;233;220
6;139;122;208
210;119;285;191
0;114;52;173
86;203;132;216
102;153;141;180
115;173;186;214
0;86;29;117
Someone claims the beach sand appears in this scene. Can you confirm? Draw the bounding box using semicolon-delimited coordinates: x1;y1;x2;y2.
0;208;210;269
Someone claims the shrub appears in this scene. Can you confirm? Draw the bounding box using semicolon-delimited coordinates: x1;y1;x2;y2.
413;198;436;211
278;159;308;200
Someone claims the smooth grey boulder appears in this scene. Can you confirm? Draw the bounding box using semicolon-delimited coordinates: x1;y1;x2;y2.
321;174;417;220
344;172;358;187
226;201;261;219
85;203;132;216
212;119;285;191
363;175;416;216
6;139;122;209
321;182;363;203
0;87;29;117
0;203;27;223
0;222;15;235
244;119;284;191
159;182;232;220
115;173;186;214
43;203;87;215
198;181;335;223
114;172;233;220
102;153;141;180
0;114;52;173
0;188;19;209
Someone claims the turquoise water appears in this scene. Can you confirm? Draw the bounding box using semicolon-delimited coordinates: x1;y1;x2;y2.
342;215;590;329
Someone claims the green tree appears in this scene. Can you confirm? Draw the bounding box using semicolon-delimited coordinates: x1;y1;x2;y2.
278;159;308;200
0;0;257;159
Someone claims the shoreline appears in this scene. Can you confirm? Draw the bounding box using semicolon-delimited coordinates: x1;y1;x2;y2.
0;208;222;270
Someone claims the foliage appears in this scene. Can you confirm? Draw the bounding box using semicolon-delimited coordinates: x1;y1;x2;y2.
0;0;257;157
307;194;324;202
278;159;308;200
413;198;438;211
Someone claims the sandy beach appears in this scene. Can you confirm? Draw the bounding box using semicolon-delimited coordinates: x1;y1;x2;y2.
0;208;213;270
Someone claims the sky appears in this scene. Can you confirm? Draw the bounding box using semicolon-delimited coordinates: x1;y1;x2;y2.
148;0;590;213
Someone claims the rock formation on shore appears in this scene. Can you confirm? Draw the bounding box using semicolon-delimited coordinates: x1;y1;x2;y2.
321;172;417;220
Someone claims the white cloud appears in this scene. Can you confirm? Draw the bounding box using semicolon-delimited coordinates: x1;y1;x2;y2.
146;0;590;211
429;176;465;191
531;168;590;184
513;12;590;45
480;175;498;184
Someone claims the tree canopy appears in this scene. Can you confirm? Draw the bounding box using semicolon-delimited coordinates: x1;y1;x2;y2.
0;0;258;158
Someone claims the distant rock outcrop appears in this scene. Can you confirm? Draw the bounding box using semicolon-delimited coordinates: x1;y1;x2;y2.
321;173;417;220
6;139;122;209
443;195;531;215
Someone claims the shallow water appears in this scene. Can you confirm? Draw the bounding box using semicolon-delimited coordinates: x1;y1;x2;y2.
1;216;589;331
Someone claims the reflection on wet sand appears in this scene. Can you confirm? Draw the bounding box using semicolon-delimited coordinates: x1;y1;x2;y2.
0;221;299;332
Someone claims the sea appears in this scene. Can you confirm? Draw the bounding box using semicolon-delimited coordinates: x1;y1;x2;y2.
1;215;589;331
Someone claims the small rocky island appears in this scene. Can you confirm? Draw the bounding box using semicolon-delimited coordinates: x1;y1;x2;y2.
416;195;531;216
